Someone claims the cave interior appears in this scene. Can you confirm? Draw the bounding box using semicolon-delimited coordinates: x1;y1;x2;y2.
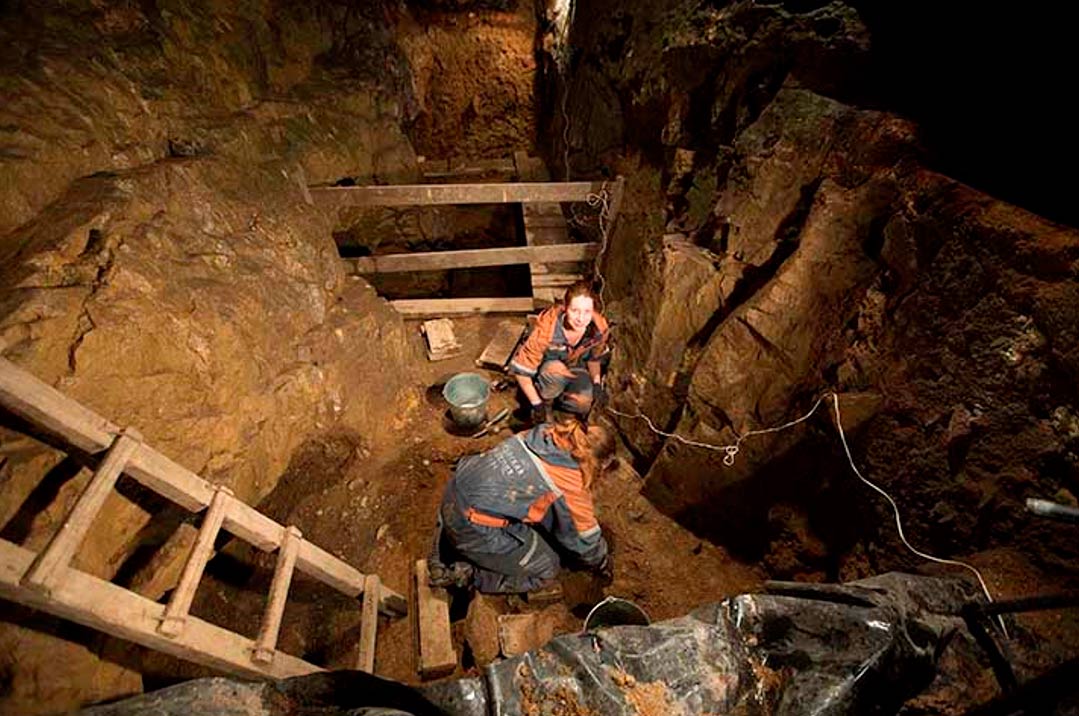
1;0;1078;714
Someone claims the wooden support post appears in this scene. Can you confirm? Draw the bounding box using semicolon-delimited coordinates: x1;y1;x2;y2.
21;429;142;594
252;526;302;664
412;559;456;679
607;176;626;228
158;485;233;637
356;573;380;673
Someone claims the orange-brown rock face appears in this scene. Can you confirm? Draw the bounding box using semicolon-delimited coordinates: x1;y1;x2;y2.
561;4;1079;693
396;3;537;162
0;2;428;713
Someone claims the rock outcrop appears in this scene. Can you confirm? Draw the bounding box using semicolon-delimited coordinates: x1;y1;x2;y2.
0;2;429;713
561;0;1079;595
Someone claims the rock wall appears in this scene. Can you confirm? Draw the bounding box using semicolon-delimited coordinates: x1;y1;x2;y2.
396;3;537;162
560;1;1079;588
0;1;427;713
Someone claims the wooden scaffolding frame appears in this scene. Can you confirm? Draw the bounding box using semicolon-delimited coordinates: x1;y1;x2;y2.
0;357;402;679
311;161;625;317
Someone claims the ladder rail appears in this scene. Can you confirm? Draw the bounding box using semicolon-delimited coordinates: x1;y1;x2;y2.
0;538;321;679
0;356;404;610
0;356;404;677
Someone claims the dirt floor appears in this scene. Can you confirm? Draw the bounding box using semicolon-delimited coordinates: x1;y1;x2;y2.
126;314;763;689
121;314;1079;710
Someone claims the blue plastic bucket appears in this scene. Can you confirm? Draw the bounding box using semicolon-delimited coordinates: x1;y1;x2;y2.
442;373;490;429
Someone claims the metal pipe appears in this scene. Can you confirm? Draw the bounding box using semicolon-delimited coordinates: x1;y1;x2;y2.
1025;498;1079;523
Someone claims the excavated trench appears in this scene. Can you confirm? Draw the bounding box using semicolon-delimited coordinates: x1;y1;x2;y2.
2;1;1079;714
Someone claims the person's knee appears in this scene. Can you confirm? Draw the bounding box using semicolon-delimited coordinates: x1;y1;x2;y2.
520;539;560;580
536;361;573;401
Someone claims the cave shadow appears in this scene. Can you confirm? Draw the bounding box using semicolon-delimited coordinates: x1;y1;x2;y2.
643;426;874;578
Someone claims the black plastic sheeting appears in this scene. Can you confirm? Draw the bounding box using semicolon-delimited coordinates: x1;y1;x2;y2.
80;572;979;716
430;572;975;716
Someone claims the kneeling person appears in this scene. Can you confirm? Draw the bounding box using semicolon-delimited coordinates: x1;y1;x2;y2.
430;407;615;594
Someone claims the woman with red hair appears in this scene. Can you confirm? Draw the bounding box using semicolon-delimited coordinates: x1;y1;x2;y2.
428;404;615;594
510;281;610;422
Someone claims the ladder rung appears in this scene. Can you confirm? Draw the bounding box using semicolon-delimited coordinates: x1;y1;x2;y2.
356;574;380;673
158;485;233;637
21;430;141;594
252;526;302;664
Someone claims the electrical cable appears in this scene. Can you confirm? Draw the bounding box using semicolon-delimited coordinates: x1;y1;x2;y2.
828;393;1008;637
606;393;1007;634
608;396;825;467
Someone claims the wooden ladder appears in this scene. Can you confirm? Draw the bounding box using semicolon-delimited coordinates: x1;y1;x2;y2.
0;356;403;679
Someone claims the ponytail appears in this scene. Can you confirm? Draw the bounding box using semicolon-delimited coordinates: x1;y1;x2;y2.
547;417;615;489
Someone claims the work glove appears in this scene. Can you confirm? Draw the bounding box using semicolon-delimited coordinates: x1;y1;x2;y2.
530;402;547;426
592;553;614;586
592;381;608;410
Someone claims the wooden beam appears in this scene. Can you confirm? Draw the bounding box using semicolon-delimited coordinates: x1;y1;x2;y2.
158;486;232;637
532;273;583;288
607;176;627;228
390;298;537;317
348;243;597;275
309;181;606;207
0;538;320;679
22;430;141;594
253;526;302;664
412;559;456;680
356;573;380;673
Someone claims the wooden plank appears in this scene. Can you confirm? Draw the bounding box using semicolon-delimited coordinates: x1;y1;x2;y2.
0;357;213;511
253;526;302;664
422;158;515;180
531;273;583;288
158;486;232;637
347;243;598;275
22;430;141;594
356;573;380;673
413;559;456;680
0;538;320;679
390;298;537;317
476;319;527;370
308;181;605;208
421;318;461;361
